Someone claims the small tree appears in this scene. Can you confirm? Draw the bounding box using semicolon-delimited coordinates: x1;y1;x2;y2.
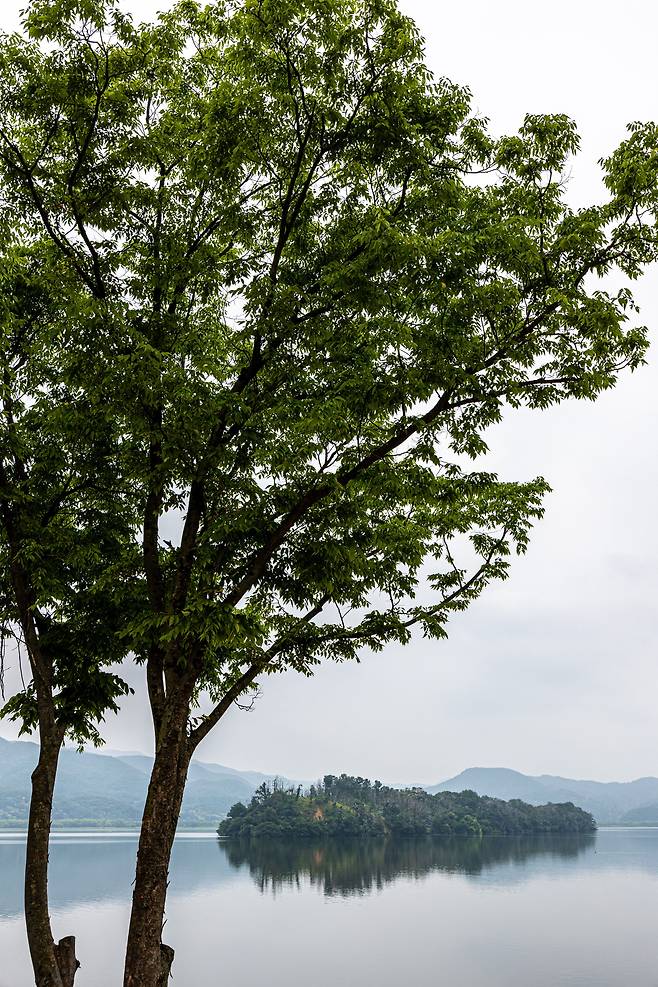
1;1;657;985
0;241;136;985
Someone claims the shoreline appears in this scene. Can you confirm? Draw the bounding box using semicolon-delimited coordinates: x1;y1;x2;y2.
2;825;657;839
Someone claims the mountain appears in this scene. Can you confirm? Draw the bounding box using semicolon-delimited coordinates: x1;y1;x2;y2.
0;737;290;828
3;740;657;828
428;767;658;824
618;802;658;826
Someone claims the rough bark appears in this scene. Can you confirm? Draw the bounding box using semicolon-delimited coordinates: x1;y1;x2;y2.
123;720;191;987
53;938;80;986
25;731;80;987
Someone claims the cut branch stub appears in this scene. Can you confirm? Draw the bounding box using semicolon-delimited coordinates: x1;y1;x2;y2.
158;944;174;986
54;936;80;987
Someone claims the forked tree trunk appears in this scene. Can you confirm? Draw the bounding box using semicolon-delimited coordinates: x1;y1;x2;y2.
123;721;191;987
25;731;80;987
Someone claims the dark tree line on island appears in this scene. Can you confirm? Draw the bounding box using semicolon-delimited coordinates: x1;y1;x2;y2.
218;775;597;839
0;0;655;984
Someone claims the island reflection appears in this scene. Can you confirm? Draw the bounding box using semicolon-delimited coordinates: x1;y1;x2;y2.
220;833;596;896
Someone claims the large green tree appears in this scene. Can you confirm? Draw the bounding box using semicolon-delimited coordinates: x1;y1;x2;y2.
1;0;657;985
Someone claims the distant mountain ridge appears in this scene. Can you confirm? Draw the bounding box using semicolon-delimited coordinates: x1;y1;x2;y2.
428;767;658;825
2;739;657;827
0;737;295;828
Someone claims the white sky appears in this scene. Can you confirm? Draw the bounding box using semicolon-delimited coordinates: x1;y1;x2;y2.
1;0;657;784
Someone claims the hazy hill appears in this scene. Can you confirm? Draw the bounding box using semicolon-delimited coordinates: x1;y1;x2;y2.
428;767;658;825
2;740;657;827
617;803;658;826
0;737;284;828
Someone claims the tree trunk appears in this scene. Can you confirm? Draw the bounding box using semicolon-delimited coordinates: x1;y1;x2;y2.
25;732;80;987
123;722;190;987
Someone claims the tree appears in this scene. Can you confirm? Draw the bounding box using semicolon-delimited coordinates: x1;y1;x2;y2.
1;0;657;985
0;240;136;986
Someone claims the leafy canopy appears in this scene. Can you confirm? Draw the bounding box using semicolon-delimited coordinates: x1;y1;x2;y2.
0;0;656;746
0;240;137;745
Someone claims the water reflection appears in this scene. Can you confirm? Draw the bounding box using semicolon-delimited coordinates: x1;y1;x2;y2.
220;833;596;896
0;835;239;918
2;828;657;919
2;830;658;987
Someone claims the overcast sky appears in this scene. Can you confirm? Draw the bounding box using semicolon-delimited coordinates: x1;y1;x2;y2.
1;0;657;784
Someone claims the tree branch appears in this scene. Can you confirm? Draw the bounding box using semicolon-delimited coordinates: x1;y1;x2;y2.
188;593;331;749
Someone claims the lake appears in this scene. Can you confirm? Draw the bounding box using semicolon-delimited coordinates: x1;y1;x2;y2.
1;828;658;986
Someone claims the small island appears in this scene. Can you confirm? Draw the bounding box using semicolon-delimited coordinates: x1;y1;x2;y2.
218;774;596;839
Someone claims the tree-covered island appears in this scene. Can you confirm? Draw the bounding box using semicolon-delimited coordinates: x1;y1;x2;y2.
218;775;596;839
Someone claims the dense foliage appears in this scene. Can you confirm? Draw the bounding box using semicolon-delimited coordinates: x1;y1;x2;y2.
218;774;596;838
2;0;657;758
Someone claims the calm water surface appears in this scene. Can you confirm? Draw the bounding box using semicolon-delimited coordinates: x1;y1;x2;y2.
1;828;658;986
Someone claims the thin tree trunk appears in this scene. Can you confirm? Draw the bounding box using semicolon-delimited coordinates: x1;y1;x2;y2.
3;482;80;986
25;729;80;987
123;721;190;987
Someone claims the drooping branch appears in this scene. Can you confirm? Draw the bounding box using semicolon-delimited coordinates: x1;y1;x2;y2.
190;529;507;751
188;593;332;749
